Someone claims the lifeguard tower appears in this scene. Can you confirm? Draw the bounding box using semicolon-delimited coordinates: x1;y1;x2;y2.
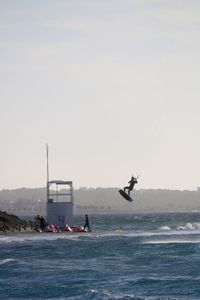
46;180;74;227
45;145;74;227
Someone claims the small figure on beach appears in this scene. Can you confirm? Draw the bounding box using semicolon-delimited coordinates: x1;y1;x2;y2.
40;216;47;231
84;214;91;232
123;175;138;196
34;214;41;232
34;215;47;232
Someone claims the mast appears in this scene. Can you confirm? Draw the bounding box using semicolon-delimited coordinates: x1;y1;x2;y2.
46;144;49;202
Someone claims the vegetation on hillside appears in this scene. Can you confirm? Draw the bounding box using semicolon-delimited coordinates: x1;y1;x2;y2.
0;210;30;231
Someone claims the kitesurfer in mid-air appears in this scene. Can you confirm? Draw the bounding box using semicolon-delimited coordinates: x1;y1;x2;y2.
124;175;138;196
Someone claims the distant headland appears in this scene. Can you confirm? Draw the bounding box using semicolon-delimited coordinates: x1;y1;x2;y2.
0;187;200;215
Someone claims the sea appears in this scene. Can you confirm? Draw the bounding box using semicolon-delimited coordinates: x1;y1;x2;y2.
1;212;200;300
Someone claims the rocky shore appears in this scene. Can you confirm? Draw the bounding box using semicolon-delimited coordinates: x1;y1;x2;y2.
0;210;33;233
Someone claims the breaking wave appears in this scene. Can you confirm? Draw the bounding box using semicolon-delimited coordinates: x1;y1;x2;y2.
0;258;16;265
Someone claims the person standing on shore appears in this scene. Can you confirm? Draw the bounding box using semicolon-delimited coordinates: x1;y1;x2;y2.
84;214;91;232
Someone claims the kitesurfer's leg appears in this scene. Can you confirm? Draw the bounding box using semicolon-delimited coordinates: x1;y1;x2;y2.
127;185;134;195
124;186;129;193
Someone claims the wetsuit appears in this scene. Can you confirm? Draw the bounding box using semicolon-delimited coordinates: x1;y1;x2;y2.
124;177;138;195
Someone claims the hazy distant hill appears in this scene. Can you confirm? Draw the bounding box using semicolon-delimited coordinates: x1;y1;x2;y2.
0;187;200;216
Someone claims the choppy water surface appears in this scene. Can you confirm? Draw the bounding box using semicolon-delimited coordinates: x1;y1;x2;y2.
1;212;200;299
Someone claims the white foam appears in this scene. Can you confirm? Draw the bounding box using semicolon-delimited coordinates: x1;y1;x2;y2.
0;258;16;265
177;223;194;230
143;238;200;244
89;288;137;299
0;232;84;244
176;222;200;231
160;226;171;231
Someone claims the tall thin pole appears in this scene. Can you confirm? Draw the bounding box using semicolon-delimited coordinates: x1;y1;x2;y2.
46;144;49;183
46;144;49;203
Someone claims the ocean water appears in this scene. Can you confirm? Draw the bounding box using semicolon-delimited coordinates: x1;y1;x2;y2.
1;212;200;300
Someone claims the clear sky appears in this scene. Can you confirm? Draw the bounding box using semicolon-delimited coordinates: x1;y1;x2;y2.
1;0;200;191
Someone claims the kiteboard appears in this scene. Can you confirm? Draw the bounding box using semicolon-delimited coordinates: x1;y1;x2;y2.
119;189;133;202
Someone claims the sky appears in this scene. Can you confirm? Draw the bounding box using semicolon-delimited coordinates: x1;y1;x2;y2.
1;0;200;191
